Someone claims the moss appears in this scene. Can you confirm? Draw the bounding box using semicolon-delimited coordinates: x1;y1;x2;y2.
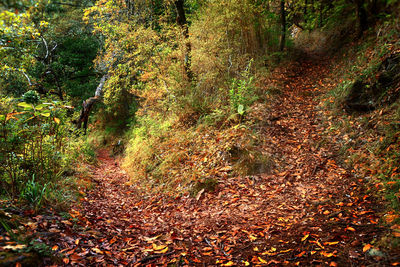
190;177;219;197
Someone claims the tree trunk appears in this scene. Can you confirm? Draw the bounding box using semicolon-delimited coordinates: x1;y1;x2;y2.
304;0;308;24
174;0;193;81
76;75;108;134
319;1;323;28
279;0;286;51
355;0;367;38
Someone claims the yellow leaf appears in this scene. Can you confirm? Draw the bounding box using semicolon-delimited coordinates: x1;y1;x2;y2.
152;243;167;251
53;117;60;124
243;261;250;266
154;247;168;254
248;234;257;241
279;249;293;253
3;244;26;250
92;247;103;254
258;257;268;264
221;261;235;266
301;234;309;242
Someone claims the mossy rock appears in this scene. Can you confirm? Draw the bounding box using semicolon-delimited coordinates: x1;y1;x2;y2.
190;177;219;197
344;52;400;112
0;252;41;267
228;146;274;176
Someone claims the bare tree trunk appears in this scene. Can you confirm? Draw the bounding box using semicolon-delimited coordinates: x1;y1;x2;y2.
279;0;286;51
174;0;193;81
76;75;108;134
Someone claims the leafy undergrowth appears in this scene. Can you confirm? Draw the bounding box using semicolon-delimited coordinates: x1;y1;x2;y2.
3;58;398;266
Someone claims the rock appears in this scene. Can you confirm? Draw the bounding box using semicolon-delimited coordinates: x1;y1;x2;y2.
344;52;400;112
0;252;41;267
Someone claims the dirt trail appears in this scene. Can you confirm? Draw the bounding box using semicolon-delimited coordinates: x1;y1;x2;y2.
56;59;389;266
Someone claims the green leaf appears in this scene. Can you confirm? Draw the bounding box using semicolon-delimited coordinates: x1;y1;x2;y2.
35;103;49;110
237;104;245;115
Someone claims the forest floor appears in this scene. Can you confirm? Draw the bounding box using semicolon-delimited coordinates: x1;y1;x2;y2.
29;58;398;266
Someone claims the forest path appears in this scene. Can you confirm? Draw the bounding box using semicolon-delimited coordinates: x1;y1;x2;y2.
56;58;388;266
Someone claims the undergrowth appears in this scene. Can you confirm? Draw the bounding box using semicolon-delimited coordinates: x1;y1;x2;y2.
319;11;400;247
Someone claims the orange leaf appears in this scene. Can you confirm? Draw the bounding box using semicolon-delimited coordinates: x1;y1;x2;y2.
324;241;339;246
320;251;336;257
363;244;372;252
52;245;59;251
296;251;306;257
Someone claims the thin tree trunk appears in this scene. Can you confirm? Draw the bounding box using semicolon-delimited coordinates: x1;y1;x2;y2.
355;0;367;38
76;75;108;134
304;0;308;24
279;0;286;51
174;0;193;81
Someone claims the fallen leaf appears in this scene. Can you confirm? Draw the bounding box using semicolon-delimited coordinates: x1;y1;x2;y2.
301;233;309;242
152;243;167;251
154;247;169;254
258;257;268;264
92;247;103;254
221;261;235;266
2;244;26;250
363;244;373;252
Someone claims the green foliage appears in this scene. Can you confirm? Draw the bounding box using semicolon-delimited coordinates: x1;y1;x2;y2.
229;60;257;118
0;97;72;204
20;175;48;211
22;90;40;104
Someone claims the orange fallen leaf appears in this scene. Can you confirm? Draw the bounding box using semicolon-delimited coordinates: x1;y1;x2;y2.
320;251;336;257
346;226;356;232
363;244;373;252
52;245;59;251
324;241;339;246
296;251;306;257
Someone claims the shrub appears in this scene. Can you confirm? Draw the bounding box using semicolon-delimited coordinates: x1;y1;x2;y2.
0;96;73;208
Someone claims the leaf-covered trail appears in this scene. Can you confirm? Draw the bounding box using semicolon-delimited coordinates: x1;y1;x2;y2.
57;59;389;266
